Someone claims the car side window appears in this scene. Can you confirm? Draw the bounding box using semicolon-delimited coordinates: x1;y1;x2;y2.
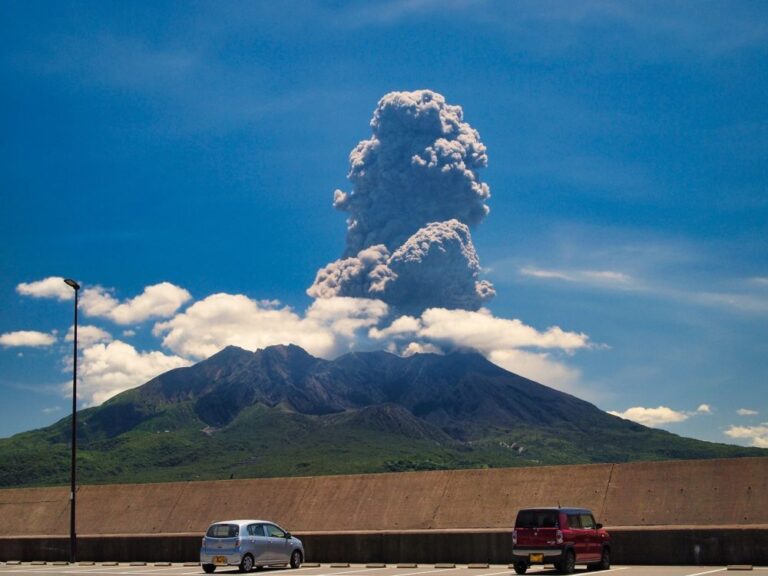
248;524;264;537
580;514;595;529
567;514;581;528
266;524;286;538
253;524;268;537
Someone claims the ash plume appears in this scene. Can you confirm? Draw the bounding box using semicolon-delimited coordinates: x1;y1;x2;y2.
310;90;494;314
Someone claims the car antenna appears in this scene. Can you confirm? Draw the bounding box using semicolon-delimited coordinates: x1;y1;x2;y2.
558;501;561;509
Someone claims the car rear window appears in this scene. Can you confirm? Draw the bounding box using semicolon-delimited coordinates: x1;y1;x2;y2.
206;524;239;538
515;510;559;528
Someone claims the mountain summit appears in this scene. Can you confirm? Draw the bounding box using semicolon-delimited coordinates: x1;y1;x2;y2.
1;345;763;487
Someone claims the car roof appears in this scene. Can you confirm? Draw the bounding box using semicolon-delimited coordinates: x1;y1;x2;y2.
210;519;276;525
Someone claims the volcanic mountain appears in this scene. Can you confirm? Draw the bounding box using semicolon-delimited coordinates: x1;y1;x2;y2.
0;344;763;487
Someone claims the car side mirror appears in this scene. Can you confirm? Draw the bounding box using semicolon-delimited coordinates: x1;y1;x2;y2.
285;532;292;539
595;523;603;529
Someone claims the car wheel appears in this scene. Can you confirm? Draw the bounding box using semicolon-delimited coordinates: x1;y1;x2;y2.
240;554;255;573
599;548;610;570
558;550;575;575
290;550;303;569
202;565;216;574
513;561;527;574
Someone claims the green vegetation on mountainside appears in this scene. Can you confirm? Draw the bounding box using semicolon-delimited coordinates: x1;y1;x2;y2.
0;345;764;488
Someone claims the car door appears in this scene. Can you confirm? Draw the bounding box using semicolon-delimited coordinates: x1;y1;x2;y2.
579;513;600;561
264;523;290;562
566;513;588;562
247;524;269;563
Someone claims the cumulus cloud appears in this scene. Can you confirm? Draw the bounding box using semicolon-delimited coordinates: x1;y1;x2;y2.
72;340;192;406
153;293;389;361
737;408;759;416
609;403;713;427
80;282;192;324
724;423;768;448
310;220;494;313
401;341;443;356
369;307;589;391
310;90;494;314
16;277;75;301
415;307;589;351
608;406;690;426
0;330;57;348
65;325;113;346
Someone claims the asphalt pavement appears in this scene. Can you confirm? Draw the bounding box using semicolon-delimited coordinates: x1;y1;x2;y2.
0;563;766;576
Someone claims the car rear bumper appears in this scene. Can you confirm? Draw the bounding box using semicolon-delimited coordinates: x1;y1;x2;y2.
512;548;565;564
200;550;242;566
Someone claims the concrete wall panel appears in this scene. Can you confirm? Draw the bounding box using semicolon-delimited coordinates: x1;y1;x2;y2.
602;458;768;526
1;457;766;539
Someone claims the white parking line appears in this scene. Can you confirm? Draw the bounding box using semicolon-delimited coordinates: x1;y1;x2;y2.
684;569;726;576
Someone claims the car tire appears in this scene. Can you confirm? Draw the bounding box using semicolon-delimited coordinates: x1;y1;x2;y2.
290;550;303;569
598;547;610;570
558;550;575;575
202;565;216;574
239;554;255;573
513;561;527;574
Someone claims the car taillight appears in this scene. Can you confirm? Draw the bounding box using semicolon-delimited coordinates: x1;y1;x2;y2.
235;539;240;548
512;530;517;546
556;530;563;544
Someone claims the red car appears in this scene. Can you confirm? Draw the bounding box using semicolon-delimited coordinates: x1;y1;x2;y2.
511;507;611;574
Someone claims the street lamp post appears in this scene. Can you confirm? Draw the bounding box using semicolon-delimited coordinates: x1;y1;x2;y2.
64;278;80;564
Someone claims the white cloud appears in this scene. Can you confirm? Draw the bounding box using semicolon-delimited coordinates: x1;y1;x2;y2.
41;406;62;414
487;348;582;391
65;325;113;347
369;307;589;392
0;330;57;348
724;423;768;448
16;277;76;301
122;329;136;337
369;315;422;340
72;340;192;406
153;293;389;361
609;405;690;426
304;297;389;339
520;266;633;288
402;342;442;356
609;403;714;427
737;408;759;416
416;308;589;352
80;282;192;325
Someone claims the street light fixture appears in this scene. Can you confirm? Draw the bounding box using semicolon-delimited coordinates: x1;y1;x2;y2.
64;278;80;564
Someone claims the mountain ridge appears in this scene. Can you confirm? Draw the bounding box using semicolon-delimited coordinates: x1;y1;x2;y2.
0;344;764;487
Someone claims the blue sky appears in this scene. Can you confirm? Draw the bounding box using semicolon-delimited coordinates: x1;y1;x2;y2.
1;0;766;447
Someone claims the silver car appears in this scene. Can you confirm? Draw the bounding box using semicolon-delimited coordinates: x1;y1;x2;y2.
200;519;304;573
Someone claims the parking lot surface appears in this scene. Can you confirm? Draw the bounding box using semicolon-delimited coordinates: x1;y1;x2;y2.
0;563;766;576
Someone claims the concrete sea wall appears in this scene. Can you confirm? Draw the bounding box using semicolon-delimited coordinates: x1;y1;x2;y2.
1;457;766;564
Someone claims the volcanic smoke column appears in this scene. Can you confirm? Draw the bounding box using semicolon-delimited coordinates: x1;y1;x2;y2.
309;90;494;314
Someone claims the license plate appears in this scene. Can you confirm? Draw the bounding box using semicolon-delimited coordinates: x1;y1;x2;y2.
213;556;228;566
529;553;544;563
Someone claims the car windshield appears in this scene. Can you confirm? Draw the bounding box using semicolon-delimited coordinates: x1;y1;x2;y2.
206;524;239;538
515;510;559;528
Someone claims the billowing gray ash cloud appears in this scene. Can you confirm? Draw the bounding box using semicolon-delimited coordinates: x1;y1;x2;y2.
308;90;494;315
